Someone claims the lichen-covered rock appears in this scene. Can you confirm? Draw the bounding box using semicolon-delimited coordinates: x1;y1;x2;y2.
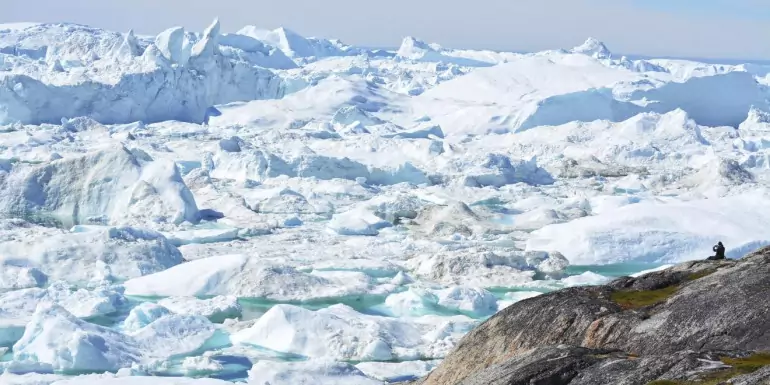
420;246;770;385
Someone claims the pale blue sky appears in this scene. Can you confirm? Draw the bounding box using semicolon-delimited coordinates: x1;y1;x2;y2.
4;0;770;60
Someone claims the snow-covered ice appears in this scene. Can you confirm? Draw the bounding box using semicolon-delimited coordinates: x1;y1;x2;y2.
2;18;770;383
247;359;382;385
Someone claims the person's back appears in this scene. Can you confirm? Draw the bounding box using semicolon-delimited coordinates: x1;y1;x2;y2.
712;242;726;260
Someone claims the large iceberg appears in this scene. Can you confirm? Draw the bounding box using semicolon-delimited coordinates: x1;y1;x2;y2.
0;226;183;284
123;254;386;301
0;145;199;226
231;304;475;361
0;21;286;125
248;359;382;385
12;304;141;373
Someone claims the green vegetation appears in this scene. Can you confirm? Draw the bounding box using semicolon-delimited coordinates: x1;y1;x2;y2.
722;352;770;374
612;269;718;310
646;353;770;385
686;269;717;282
611;285;680;309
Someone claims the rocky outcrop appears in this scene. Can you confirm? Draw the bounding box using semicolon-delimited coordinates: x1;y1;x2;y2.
415;247;770;385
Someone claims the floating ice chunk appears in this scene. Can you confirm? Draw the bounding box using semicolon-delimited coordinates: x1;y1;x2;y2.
0;146;199;226
232;304;471;361
181;356;225;375
527;251;570;278
162;228;240;247
129;314;226;360
123;255;380;301
383;288;437;317
405;248;568;288
49;375;232;384
12;304;141;373
247;359;382;385
157;295;242;323
282;216;303;227
218;137;241;153
244;188;314;214
327;208;392;236
391;271;415;285
0;282;125;328
122;303;172;333
497;291;544;310
383;286;497;317
42;282;125;319
560;271;611;287
435;286;497;316
0;266;47;291
310;259;403;278
462;154;554;187
356;360;439;383
0;226;183;284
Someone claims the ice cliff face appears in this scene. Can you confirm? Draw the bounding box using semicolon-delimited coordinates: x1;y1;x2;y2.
0;20;287;126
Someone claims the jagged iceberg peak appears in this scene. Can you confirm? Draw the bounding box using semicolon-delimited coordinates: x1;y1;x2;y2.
239;26;314;58
191;18;221;58
398;37;442;53
745;106;770;124
113;29;142;60
571;37;611;59
154;26;191;65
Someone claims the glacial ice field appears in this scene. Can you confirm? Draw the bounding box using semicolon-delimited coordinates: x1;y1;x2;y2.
2;19;770;384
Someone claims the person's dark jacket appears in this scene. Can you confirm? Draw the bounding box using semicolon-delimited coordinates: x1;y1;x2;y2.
713;243;726;260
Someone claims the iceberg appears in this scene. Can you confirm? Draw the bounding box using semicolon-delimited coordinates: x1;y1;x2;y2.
12;304;141;373
123;254;384;301
247;359;382;385
231;304;475;361
0;145;199;226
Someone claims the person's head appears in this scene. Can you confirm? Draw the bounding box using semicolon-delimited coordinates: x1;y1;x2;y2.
718;242;723;246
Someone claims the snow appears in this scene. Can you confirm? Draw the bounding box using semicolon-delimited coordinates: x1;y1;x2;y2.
3;17;770;384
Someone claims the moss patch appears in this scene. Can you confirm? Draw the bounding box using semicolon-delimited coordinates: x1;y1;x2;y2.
686;269;717;282
722;352;770;374
646;353;770;385
611;285;680;309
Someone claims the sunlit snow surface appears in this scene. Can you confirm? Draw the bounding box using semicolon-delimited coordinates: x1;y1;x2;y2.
2;20;770;383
